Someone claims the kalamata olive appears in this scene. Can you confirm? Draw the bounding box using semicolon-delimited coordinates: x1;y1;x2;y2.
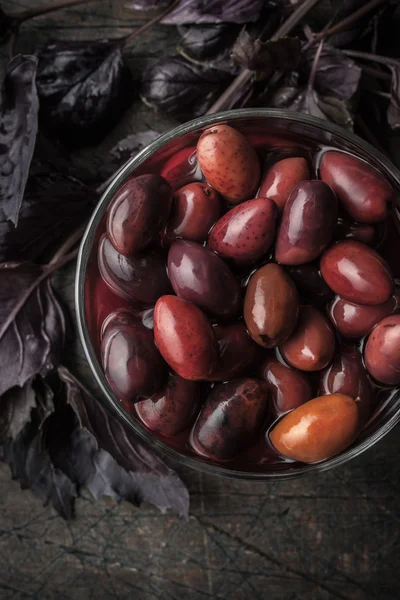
107;174;172;255
164;182;220;244
101;310;167;403
160;146;201;191
261;356;313;416
191;378;269;460
269;393;359;463
364;315;400;385
280;306;335;371
135;374;202;436
209;322;261;381
336;219;376;245
320;151;392;223
320;240;394;305
244;263;299;348
154;295;218;380
257;156;310;210
288;264;334;305
207;197;277;265
328;291;400;339
98;235;171;306
167;240;241;319
275;180;338;265
196;125;260;203
319;345;376;423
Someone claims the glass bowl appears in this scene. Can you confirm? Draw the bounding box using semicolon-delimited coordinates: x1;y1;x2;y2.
75;108;400;480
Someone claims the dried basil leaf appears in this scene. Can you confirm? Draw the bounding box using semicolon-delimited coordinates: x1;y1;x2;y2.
302;44;361;101
0;55;39;226
388;66;400;129
0;263;66;396
232;30;301;76
0;421;76;519
140;56;233;117
0;159;97;263
128;0;264;24
57;367;189;517
36;40;135;147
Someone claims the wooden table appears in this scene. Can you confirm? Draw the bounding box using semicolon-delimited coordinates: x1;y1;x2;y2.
0;2;399;599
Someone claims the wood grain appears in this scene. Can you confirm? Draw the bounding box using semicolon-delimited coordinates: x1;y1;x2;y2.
0;2;400;599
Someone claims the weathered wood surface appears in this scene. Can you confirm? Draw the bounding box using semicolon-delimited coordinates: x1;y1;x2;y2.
0;2;400;599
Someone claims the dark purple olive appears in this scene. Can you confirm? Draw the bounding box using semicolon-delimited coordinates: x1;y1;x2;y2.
191;378;269;461
101;310;167;403
328;291;400;339
336;219;376;245
320;151;392;223
320;345;376;424
320;240;394;305
107;174;172;255
261;356;313;416
98;235;171;306
135;374;202;436
209;322;261;381
289;264;334;305
168;240;241;319
207;197;277;265
164;182;220;244
364;315;400;385
275;180;338;265
280;306;335;371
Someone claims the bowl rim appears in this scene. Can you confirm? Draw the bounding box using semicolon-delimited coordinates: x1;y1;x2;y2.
75;108;400;480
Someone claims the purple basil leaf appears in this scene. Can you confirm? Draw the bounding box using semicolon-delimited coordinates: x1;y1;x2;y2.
305;0;369;47
0;8;16;45
57;367;189;517
140;56;233;117
0;382;37;442
177;24;240;73
106;130;160;174
0;382;76;519
302;44;361;101
388;66;400;129
36;40;135;147
232;30;301;75
0;159;97;262
286;86;354;130
128;0;264;24
0;263;66;396
0;55;39;226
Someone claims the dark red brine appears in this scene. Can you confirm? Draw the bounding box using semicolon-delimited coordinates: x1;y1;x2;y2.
85;121;400;472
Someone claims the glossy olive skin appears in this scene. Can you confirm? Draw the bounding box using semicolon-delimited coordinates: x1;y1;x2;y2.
320;345;375;423
289;264;334;305
336;220;376;245
328;291;400;339
209;322;261;381
191;378;269;460
154;295;218;380
269;393;359;463
207;197;277;265
244;263;299;348
320;151;392;223
98;235;171;305
196;125;260;203
135;374;202;436
168;240;241;318
280;306;335;371
275;180;338;265
257;156;310;210
101;310;167;403
320;240;394;305
364;315;400;385
107;174;172;255
164;182;220;244
261;356;313;416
